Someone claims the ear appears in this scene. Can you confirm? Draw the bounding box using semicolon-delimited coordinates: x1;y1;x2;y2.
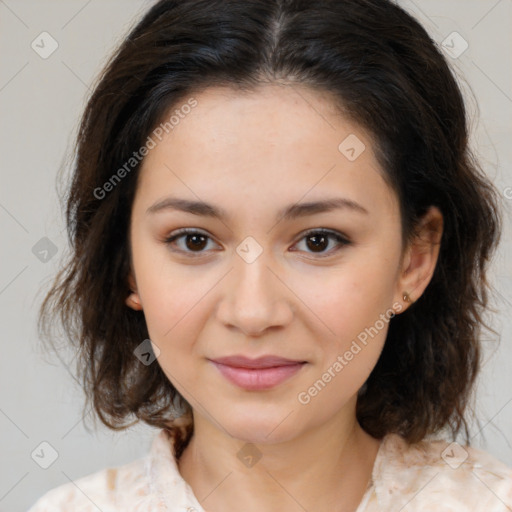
125;270;143;311
393;205;443;312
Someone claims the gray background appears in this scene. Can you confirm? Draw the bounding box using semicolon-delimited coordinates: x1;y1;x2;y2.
0;1;511;510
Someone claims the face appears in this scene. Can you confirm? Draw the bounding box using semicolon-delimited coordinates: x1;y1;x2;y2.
126;84;436;444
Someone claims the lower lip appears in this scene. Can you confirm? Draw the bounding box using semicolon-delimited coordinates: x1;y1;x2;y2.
210;361;306;390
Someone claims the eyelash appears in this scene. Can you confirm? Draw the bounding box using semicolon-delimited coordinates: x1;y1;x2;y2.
163;228;351;259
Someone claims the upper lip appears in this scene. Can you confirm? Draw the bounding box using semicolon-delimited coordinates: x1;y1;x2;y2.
209;355;306;369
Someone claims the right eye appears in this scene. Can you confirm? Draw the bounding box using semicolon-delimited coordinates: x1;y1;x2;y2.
164;228;220;257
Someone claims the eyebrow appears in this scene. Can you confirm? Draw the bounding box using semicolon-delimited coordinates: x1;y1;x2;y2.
146;196;369;221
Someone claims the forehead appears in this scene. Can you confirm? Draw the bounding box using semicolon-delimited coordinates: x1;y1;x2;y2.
135;83;399;223
156;83;350;152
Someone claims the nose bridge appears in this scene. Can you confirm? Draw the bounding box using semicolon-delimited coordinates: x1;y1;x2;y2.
217;237;292;335
236;240;273;298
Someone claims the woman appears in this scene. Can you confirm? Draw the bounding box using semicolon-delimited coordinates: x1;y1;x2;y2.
29;0;512;510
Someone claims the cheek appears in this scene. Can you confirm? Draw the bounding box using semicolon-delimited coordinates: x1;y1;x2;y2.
290;253;399;406
293;254;397;343
139;272;213;346
136;268;211;393
294;263;395;414
130;227;208;336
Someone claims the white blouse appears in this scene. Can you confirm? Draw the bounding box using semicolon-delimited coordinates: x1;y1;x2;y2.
27;428;512;511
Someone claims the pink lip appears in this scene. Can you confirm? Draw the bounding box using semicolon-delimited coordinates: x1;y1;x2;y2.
209;355;307;390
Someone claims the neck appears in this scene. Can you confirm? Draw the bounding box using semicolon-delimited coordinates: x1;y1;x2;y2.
177;404;381;512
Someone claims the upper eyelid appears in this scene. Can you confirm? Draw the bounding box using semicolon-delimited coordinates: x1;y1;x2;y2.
166;227;348;240
165;227;350;251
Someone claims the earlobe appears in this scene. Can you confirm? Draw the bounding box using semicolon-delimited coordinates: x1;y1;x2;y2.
394;205;443;311
126;271;143;310
126;292;143;310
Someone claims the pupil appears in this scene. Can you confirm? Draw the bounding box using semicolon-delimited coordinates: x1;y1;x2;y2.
307;234;327;252
186;234;207;251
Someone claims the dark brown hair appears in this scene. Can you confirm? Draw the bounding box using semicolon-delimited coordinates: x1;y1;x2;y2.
39;0;502;458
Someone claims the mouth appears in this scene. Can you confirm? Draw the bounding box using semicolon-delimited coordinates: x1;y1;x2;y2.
208;355;308;390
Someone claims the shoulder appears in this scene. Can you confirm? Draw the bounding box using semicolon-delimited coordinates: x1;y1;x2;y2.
26;457;150;511
373;433;512;511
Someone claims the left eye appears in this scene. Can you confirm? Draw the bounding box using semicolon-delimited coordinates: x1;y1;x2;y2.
292;229;351;257
164;228;350;257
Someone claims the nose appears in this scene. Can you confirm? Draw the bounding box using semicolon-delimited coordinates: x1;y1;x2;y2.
215;248;293;337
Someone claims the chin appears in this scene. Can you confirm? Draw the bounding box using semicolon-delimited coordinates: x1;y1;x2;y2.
222;409;300;445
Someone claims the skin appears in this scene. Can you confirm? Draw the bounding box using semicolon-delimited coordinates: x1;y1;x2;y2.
125;83;443;512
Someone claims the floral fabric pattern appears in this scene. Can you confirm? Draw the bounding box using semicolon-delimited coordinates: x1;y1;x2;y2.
27;428;512;511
